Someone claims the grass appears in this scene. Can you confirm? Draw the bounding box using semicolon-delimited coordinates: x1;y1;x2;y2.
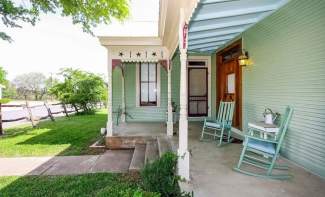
0;173;158;197
0;110;107;157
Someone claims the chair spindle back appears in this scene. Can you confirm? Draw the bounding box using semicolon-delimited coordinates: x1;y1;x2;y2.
216;101;235;127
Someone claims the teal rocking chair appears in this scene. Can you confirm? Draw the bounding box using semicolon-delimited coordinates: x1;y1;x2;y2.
233;106;294;179
200;101;235;146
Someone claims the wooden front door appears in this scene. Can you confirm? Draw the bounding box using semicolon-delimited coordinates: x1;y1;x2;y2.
217;40;242;129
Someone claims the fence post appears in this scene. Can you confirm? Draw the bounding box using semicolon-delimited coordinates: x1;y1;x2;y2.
72;104;79;113
62;103;69;117
0;103;3;135
44;102;55;121
25;101;36;128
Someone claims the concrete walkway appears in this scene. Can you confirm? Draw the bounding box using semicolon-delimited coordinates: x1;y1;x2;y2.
0;150;133;176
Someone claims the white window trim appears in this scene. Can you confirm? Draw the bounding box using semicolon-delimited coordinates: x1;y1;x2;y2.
187;56;212;118
135;63;161;108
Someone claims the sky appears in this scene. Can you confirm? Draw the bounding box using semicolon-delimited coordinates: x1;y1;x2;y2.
0;0;159;80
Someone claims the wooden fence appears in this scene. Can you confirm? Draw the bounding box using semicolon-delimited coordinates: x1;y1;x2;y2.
0;102;82;135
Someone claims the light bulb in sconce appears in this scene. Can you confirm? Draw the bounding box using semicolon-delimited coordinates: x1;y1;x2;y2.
238;49;253;67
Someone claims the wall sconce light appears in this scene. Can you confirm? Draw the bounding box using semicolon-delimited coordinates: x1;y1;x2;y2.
238;49;253;67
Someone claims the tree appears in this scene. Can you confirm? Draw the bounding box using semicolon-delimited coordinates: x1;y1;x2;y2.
2;81;16;98
50;68;106;113
13;72;47;100
0;67;7;84
0;0;129;42
0;66;16;98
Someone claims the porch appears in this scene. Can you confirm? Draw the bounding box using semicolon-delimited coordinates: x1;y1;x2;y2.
107;122;325;197
99;0;325;183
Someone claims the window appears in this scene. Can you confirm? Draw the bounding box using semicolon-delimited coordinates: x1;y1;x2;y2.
188;61;206;67
140;63;157;106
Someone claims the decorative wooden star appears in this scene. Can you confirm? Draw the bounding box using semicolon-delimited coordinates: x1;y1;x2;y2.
118;52;124;57
136;52;141;57
152;52;157;56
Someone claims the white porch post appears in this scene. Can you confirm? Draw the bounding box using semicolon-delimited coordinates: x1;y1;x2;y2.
177;8;190;181
167;60;173;136
106;49;113;136
121;67;126;123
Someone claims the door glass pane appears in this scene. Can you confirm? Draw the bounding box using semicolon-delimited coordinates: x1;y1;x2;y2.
148;83;156;102
148;63;156;81
198;101;207;114
189;69;207;96
141;83;148;102
189;102;197;114
227;73;235;93
141;63;148;81
188;61;206;67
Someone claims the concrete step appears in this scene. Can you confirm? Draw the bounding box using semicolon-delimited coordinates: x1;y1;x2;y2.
106;136;155;149
144;140;159;164
157;137;173;157
129;144;146;172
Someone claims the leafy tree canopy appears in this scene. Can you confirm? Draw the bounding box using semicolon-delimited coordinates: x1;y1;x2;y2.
0;66;7;85
50;68;106;113
0;0;129;42
13;72;47;100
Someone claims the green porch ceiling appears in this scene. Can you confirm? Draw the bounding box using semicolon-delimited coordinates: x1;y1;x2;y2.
188;0;289;52
242;0;325;178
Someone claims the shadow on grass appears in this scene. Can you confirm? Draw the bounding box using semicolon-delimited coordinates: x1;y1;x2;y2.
23;113;107;156
0;173;140;197
1;111;107;156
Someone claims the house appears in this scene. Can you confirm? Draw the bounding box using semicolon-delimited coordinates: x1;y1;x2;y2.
98;0;325;181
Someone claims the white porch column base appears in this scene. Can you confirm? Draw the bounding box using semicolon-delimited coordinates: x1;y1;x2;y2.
106;121;113;136
177;149;190;181
167;121;173;136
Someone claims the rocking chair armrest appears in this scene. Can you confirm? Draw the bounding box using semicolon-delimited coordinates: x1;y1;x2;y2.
204;118;219;124
244;134;278;144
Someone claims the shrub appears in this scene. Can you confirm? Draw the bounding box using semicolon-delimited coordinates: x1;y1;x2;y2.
140;152;191;197
50;68;106;113
120;188;161;197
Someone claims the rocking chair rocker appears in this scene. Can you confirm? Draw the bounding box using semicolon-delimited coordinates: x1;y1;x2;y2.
200;101;235;146
233;106;294;179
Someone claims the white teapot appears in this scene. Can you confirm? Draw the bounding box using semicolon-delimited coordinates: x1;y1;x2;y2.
263;108;278;125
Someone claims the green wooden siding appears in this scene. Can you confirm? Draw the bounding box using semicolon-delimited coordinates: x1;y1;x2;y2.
171;55;180;109
112;68;122;123
112;63;168;123
241;0;325;177
112;54;217;123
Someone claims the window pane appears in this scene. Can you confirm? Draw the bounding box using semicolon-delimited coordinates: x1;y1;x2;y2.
141;83;148;102
189;69;207;96
148;83;157;102
188;61;206;67
141;63;148;81
148;63;156;81
227;73;235;94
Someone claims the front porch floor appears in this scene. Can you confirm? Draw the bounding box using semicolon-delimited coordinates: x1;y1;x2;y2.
176;122;325;197
113;122;166;137
111;122;325;196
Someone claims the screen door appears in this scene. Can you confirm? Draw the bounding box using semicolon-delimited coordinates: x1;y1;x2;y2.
188;68;208;116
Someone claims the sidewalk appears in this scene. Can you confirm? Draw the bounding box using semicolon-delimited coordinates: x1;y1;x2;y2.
0;150;132;176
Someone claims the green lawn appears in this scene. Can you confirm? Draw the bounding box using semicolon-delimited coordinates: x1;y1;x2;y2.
0;173;158;197
0;110;107;157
